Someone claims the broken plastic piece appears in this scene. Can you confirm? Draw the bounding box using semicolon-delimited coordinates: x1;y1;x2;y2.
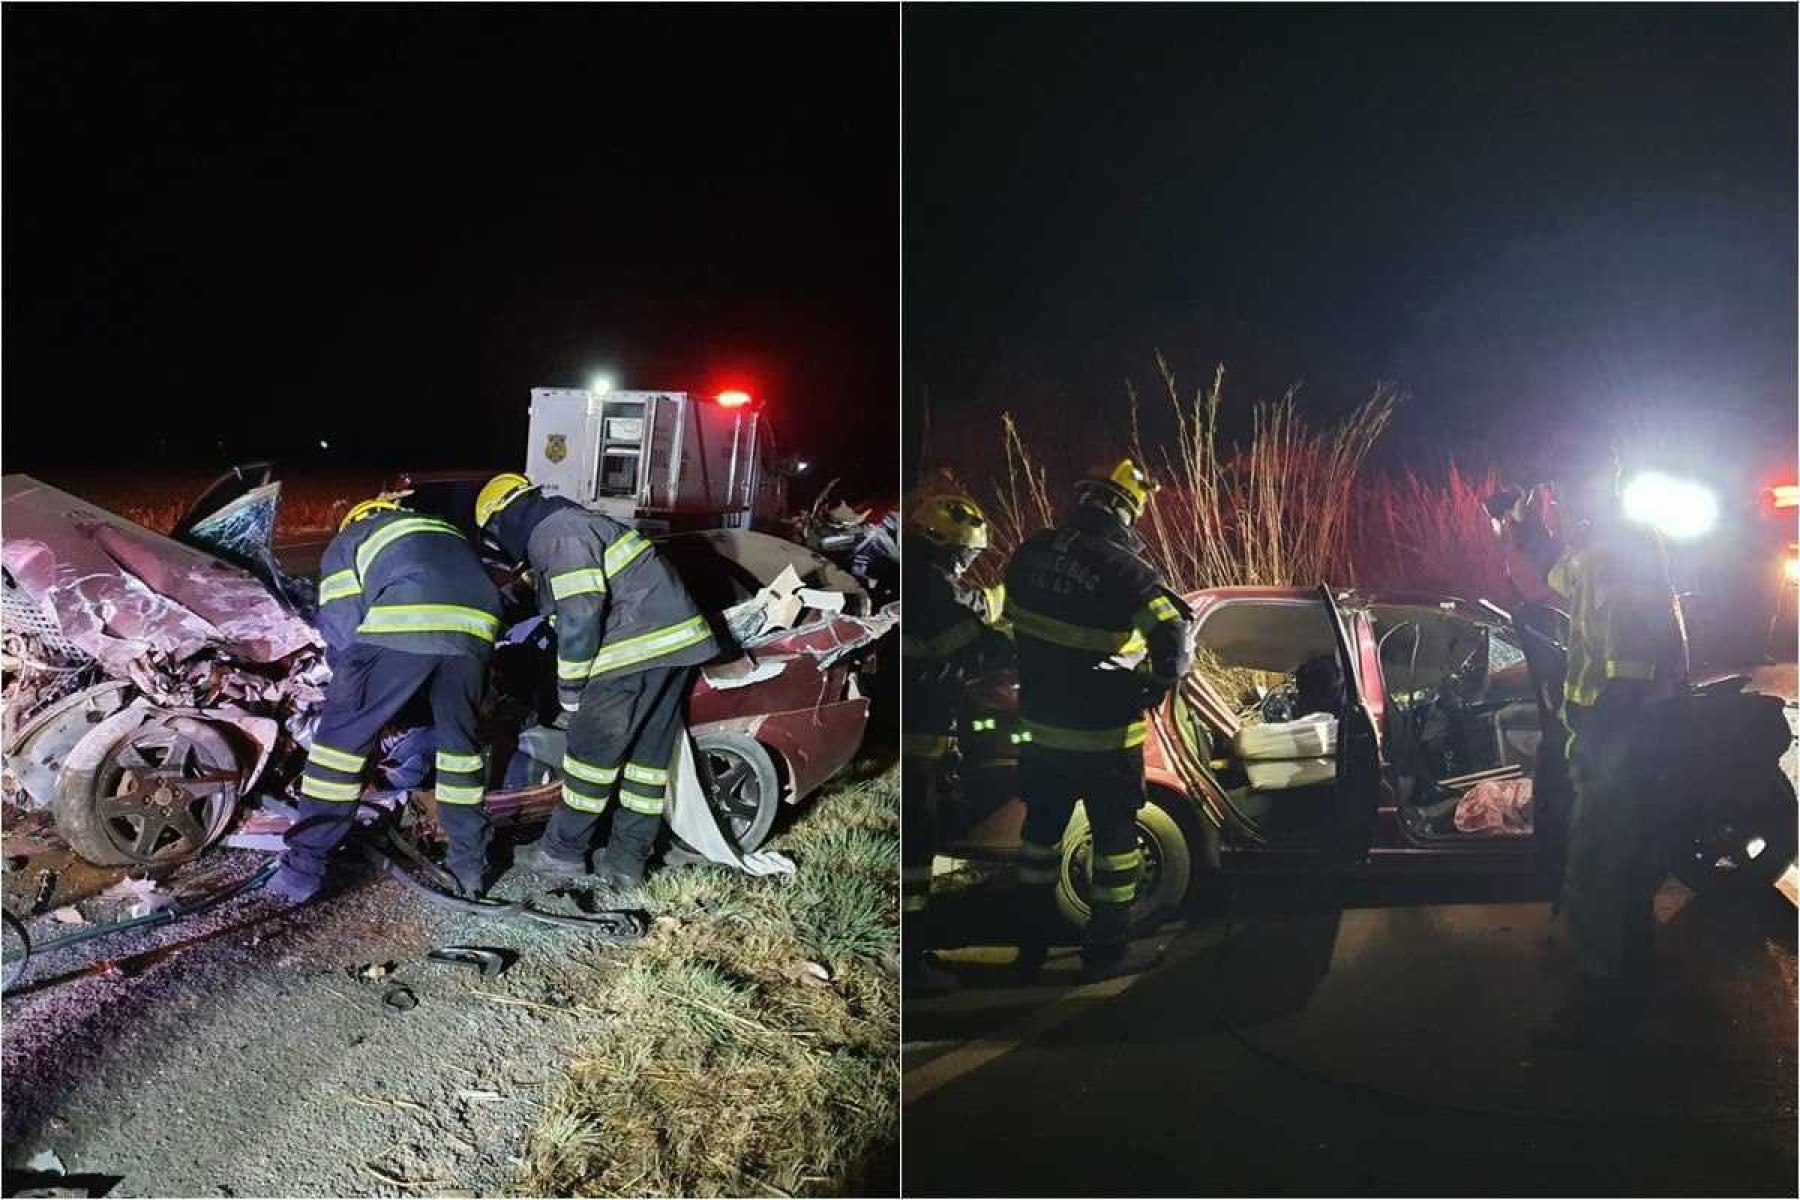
426;946;515;978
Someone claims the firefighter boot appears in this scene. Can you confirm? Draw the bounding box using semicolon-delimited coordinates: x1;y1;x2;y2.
271;798;352;901
902;906;961;996
596;809;661;891
524;803;601;878
1080;903;1162;981
436;803;492;898
1012;885;1061;979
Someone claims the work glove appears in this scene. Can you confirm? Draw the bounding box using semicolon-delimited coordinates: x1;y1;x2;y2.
551;695;581;730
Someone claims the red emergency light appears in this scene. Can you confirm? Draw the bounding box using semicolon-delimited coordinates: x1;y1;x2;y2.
1772;483;1798;510
715;390;754;409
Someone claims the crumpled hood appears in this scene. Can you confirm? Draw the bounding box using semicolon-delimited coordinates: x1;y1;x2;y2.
2;475;323;677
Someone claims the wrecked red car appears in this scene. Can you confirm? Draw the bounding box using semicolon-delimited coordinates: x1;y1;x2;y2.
2;469;892;869
948;585;1796;928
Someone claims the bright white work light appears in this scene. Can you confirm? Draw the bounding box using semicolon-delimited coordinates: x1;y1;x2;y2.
1621;471;1718;540
588;374;614;396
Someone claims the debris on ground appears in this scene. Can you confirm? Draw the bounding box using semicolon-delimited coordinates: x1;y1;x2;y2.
49;907;85;927
791;959;833;987
351;961;397;983
426;946;515;978
24;1150;67;1176
98;876;174;919
381;984;418;1014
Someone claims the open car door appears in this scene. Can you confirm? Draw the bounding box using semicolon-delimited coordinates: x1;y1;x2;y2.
1320;585;1384;866
1480;597;1573;885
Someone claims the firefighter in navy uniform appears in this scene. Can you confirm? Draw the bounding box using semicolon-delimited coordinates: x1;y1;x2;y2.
475;474;721;889
271;498;503;901
1495;470;1687;1049
900;494;1008;993
1005;460;1194;977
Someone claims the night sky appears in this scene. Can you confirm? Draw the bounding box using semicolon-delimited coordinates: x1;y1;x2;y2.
904;5;1797;495
5;6;897;493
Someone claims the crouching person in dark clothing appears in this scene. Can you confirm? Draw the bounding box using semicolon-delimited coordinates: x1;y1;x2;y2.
272;498;503;902
475;474;721;890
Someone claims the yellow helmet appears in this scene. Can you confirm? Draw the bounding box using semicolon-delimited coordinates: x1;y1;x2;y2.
339;496;402;531
1077;458;1157;522
912;494;990;551
475;473;534;529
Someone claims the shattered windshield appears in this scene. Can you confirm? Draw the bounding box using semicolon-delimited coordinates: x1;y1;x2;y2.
185;483;282;564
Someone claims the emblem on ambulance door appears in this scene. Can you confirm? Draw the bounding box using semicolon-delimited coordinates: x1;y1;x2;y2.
545;434;567;463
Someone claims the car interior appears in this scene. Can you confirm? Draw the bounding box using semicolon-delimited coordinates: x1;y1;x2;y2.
1369;604;1541;838
1176;598;1351;843
1175;597;1545;845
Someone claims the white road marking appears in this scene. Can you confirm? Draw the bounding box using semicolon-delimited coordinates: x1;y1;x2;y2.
902;926;1222;1104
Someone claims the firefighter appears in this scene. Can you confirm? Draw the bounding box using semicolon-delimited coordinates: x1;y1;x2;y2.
901;493;1008;992
271;498;502;902
475;473;720;889
1495;470;1687;1048
1004;459;1194;977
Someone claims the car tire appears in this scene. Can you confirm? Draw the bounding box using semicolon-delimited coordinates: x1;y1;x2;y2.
55;713;244;868
691;730;783;854
1055;788;1201;930
1672;767;1797;897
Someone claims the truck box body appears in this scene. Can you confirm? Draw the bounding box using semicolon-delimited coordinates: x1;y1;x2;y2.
524;389;785;532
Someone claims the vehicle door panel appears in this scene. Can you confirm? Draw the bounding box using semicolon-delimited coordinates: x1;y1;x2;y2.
1322;586;1384;864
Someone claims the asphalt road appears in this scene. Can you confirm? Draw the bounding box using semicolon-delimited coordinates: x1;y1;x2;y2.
902;669;1799;1197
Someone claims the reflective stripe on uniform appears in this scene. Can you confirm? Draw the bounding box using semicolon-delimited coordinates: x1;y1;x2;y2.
561;784;609;813
318;570;363;604
902;617;981;659
1092;881;1137;904
301;775;362;802
1132;594;1182;635
563;755;620;786
308;742;367;773
618;788;665;815
623;763;668;787
901;733;951;760
550;567;608;600
603;531;652;577
436;782;485;805
436;749;484;775
1020;718;1147;752
1094;847;1144;873
558;656;590;681
354;517;461;579
1005;601;1134;653
589;614;712;675
358;604;500;642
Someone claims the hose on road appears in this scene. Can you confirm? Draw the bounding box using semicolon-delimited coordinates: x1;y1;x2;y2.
1;858;279;994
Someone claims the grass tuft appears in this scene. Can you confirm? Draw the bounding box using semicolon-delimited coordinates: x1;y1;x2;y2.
518;768;899;1198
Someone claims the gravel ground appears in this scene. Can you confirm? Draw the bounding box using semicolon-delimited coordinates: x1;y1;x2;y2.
2;847;651;1197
